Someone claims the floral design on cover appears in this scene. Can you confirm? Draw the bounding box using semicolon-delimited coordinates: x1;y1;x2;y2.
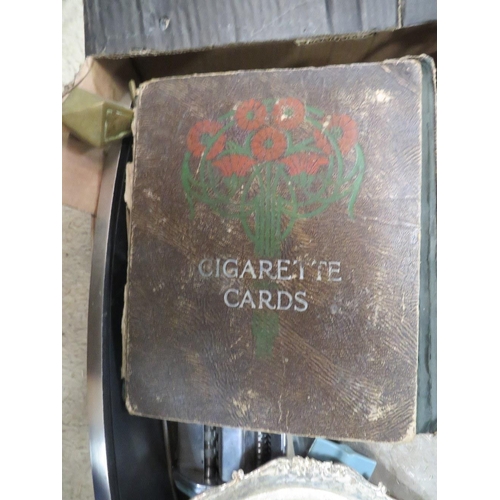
181;98;365;354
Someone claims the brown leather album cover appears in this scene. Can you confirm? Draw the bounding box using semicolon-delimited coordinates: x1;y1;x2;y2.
124;58;435;442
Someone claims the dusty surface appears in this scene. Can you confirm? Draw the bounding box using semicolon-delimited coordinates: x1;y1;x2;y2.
63;2;95;498
62;206;94;499
349;434;437;500
62;0;85;89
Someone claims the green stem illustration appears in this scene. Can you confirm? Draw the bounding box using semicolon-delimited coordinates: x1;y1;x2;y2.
251;164;283;357
182;99;366;359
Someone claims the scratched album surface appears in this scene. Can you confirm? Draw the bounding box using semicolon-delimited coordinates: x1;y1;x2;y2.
124;58;436;442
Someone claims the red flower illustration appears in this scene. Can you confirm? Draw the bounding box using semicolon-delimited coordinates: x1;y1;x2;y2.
235;99;267;131
331;115;358;154
212;155;257;177
187;120;226;159
313;129;332;155
314;115;358;155
282;153;329;176
251;127;287;161
272;98;305;130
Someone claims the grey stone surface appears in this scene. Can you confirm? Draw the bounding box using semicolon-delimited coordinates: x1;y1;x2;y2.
63;3;93;498
62;0;93;497
348;434;437;500
62;0;85;88
62;206;94;500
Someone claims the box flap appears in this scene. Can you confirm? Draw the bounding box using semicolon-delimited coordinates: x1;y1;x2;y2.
84;0;436;57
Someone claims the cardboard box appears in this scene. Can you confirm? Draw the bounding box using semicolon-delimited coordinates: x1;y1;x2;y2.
84;0;436;56
63;21;436;215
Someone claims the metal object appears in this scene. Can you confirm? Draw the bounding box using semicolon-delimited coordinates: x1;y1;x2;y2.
171;422;300;497
88;137;174;500
256;432;271;467
172;423;216;497
292;435;315;456
63;87;133;147
204;426;219;484
193;457;392;500
220;428;257;482
87;140;123;500
162;421;179;500
174;472;212;498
